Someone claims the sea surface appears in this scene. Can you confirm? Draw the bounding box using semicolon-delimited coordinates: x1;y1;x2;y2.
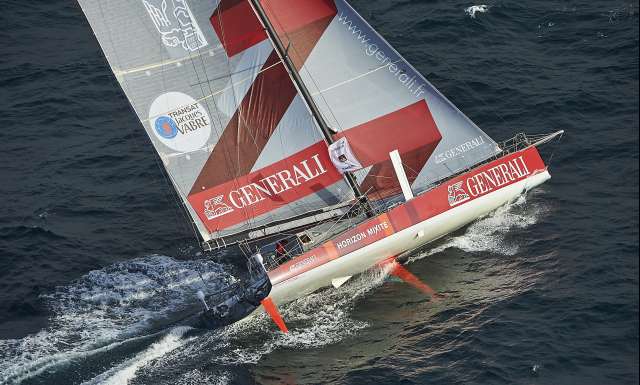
0;1;638;384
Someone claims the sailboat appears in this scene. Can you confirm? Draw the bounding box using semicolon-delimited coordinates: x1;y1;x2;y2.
78;0;562;332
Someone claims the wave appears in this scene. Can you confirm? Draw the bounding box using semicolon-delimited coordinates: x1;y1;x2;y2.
1;195;547;384
465;5;490;18
0;256;234;385
80;327;195;385
408;192;547;263
171;266;392;369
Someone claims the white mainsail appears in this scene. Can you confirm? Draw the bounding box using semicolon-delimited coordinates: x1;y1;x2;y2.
78;0;355;244
79;0;501;247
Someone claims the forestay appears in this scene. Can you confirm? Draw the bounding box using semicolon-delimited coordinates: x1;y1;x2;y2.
257;0;502;198
78;0;356;242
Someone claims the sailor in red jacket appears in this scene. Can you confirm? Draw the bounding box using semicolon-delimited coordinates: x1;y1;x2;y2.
275;239;289;261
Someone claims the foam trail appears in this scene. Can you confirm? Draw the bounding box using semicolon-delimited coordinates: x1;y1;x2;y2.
0;255;235;385
81;327;194;385
465;5;489;18
175;369;231;385
171;267;394;369
408;193;546;263
0;332;162;385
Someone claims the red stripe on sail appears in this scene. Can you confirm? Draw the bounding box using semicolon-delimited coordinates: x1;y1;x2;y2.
188;141;343;232
210;0;337;58
335;101;440;166
260;0;337;69
210;0;267;57
189;52;295;196
334;100;441;199
191;2;338;197
261;0;337;32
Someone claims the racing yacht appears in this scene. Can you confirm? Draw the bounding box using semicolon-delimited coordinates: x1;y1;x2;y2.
78;0;562;331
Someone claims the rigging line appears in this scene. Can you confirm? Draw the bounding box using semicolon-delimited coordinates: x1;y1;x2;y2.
255;1;367;214
237;8;316;227
112;46;219;77
201;7;244;195
261;1;346;134
133;7;204;242
131;2;204;242
213;6;263;234
168;6;221;243
311;59;403;95
256;12;354;218
542;131;563;169
193;10;247;242
159;4;257;242
141;60;282;124
401;160;421;179
94;1;193;240
216;15;277;232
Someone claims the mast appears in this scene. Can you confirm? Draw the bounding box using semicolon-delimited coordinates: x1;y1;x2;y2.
249;0;373;216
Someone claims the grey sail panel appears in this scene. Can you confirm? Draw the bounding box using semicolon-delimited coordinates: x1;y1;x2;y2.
258;0;502;198
78;0;354;242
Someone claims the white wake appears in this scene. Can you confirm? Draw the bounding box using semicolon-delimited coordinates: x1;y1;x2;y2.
80;327;194;385
408;193;547;264
0;255;234;385
1;194;547;384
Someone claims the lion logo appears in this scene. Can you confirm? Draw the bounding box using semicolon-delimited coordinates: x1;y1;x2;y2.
447;181;470;206
204;195;234;220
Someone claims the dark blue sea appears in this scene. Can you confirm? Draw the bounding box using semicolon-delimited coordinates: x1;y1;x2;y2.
1;1;638;384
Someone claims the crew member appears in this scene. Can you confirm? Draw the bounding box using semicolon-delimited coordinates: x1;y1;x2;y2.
275;239;289;261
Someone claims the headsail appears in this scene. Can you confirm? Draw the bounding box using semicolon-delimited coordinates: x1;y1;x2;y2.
78;0;356;243
256;0;502;198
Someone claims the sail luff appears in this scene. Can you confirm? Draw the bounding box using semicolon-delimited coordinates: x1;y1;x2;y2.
79;0;216;242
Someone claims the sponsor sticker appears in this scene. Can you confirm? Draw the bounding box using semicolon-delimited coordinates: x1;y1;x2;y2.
154;116;179;139
188;141;344;231
148;92;211;152
435;136;486;164
203;195;234;220
143;0;208;53
447;181;470;206
446;154;531;207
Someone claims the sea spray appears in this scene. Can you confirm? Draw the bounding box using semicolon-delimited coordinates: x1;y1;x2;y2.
80;327;195;385
0;256;234;385
408;193;547;264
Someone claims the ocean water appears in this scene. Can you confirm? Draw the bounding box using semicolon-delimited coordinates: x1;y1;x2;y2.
0;1;638;384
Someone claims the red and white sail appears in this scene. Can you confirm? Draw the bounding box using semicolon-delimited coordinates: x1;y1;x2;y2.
257;0;501;198
79;0;501;244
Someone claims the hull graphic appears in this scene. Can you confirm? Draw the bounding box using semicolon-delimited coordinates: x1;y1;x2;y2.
266;146;549;306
